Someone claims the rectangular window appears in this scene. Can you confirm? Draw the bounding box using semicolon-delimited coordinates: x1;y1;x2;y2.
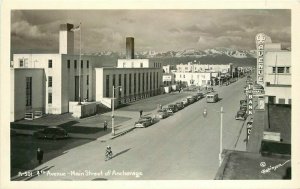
26;77;32;106
87;60;89;68
278;98;285;104
48;93;52;104
67;60;70;68
74;60;77;68
48;59;52;68
272;67;276;73
87;75;89;85
286;67;290;73
81;60;83;68
124;74;127;96
118;74;122;97
146;73;148;91
142;73;145;92
140;63;143;68
150;72;152;90
106;75;110;97
19;60;24;67
134;73;136;93
48;76;52;87
277;67;284;73
113;74;116;86
157;72;158;88
129;74;132;94
87;89;89;99
138;73;141;93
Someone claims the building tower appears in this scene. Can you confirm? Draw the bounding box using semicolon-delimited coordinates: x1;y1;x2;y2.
126;37;134;59
59;23;74;54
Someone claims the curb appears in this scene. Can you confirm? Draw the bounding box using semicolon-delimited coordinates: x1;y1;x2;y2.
109;127;135;140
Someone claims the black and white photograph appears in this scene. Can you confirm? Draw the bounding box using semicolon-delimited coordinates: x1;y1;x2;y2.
1;0;300;189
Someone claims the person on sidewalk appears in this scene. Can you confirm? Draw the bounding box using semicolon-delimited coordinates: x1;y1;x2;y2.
139;110;143;117
104;121;108;131
37;147;44;165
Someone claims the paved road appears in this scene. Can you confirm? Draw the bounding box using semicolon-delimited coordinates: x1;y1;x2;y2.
29;77;247;181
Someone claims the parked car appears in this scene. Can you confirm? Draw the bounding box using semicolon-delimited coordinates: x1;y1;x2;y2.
156;109;169;119
235;110;247;120
175;102;184;110
168;104;178;113
182;99;189;106
135;116;153;128
240;106;247;112
192;95;199;101
33;126;69;139
196;92;204;100
162;107;173;115
187;96;195;104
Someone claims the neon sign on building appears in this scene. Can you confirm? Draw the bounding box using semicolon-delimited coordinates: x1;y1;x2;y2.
255;33;266;86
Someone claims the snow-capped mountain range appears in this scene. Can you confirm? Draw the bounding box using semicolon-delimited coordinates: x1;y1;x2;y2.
139;48;256;58
88;48;257;59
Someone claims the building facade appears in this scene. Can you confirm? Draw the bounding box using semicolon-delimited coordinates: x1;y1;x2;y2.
11;23;163;121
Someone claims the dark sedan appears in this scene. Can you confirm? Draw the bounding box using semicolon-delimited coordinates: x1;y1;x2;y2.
33;126;69;140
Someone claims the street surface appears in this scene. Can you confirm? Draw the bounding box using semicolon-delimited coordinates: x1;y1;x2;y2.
22;77;248;180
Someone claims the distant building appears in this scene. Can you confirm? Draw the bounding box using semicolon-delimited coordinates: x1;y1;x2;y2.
176;62;233;74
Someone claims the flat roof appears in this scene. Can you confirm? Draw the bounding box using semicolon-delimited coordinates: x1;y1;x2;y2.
215;150;291;180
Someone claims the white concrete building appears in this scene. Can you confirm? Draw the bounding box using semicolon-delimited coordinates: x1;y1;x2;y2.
263;50;291;104
174;72;214;86
11;23;163;121
255;33;291;105
95;67;162;107
176;62;233;74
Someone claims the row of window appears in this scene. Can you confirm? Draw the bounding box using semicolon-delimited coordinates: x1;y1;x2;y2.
47;75;89;88
272;66;290;74
67;60;89;69
106;72;159;98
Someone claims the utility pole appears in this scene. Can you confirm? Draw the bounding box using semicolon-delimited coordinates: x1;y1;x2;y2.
219;106;224;166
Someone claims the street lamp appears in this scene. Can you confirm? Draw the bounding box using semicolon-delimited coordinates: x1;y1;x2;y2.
112;85;122;136
219;106;224;166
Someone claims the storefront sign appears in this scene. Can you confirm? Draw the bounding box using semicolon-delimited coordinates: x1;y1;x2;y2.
256;33;266;86
163;75;172;82
247;124;252;142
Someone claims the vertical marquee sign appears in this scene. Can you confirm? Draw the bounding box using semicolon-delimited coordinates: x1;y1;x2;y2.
255;33;266;86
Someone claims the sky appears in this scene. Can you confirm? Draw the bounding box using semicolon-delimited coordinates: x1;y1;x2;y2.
11;9;291;54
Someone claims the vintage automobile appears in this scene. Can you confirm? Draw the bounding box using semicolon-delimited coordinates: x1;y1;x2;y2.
187;96;195;104
162;107;174;115
175;102;184;110
134;116;153;128
33;126;69;140
182;99;189;106
168;104;179;113
206;93;219;103
196;92;204;100
156;109;169;119
235;110;248;120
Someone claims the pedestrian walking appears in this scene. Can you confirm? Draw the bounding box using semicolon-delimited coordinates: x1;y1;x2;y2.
104;121;108;131
37;147;44;165
159;104;162;110
139;110;143;117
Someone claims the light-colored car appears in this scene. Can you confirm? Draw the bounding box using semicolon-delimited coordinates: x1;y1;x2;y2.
182;99;189;106
134;117;153;128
